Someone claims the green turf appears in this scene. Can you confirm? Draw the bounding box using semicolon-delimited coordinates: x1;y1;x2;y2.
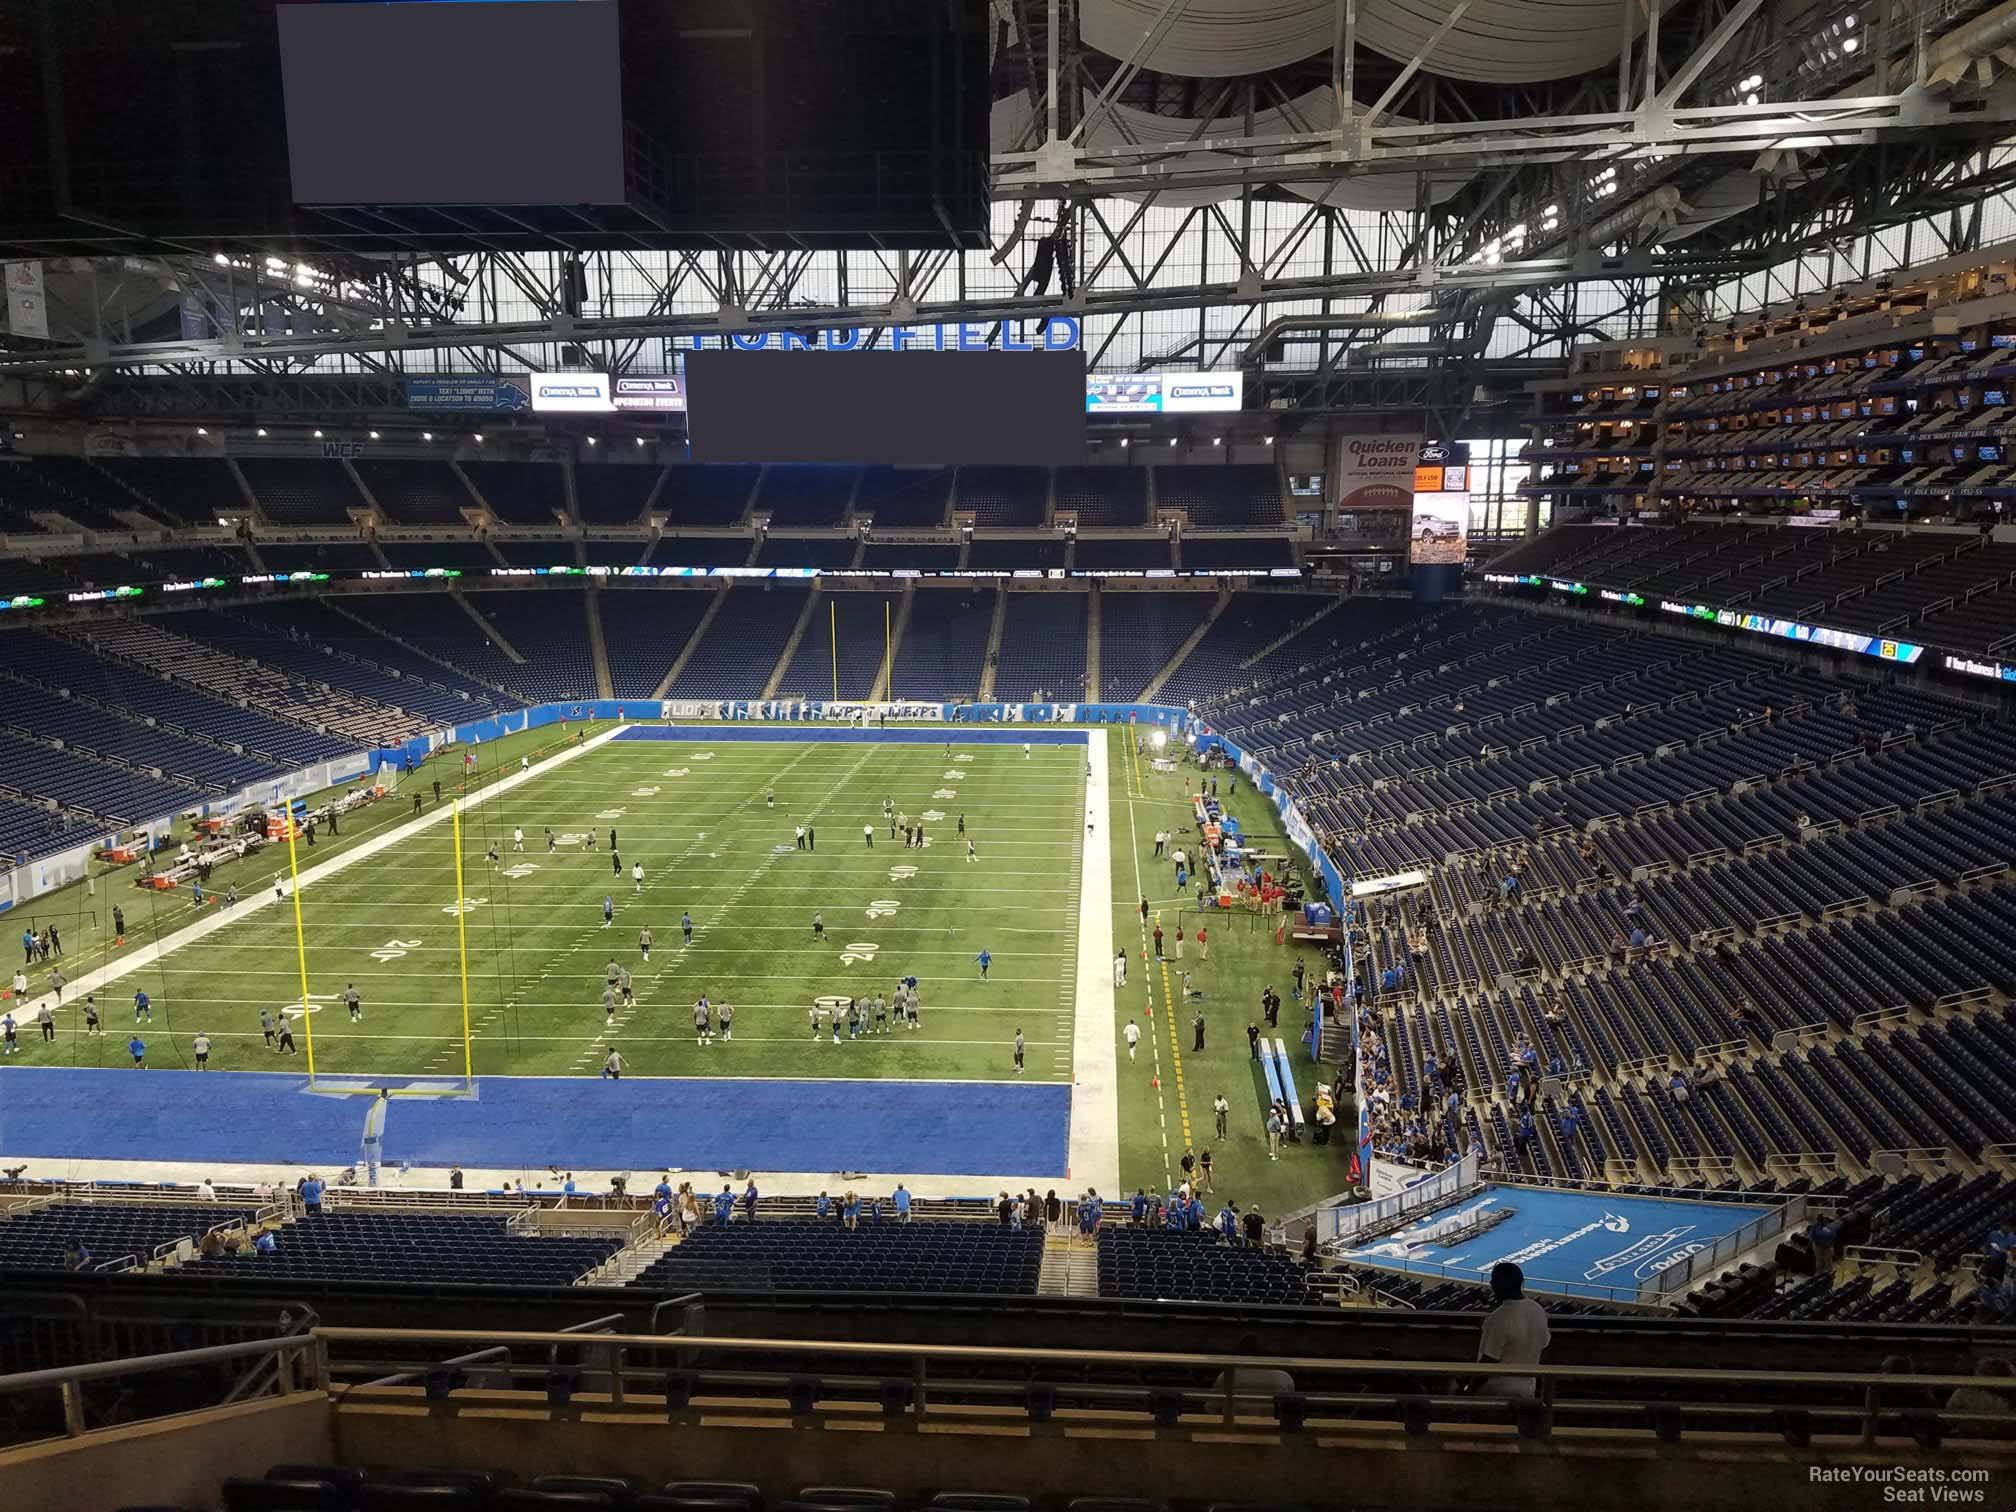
7;719;1356;1212
1101;728;1352;1220
13;727;1084;1083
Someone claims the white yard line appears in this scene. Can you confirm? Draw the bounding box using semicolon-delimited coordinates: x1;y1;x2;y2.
1066;731;1120;1195
11;724;631;1020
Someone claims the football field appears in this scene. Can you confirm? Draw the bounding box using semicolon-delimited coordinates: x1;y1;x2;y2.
55;728;1090;1084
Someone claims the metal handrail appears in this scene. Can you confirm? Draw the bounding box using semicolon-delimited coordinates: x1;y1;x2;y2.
0;1335;318;1439
310;1325;2003;1396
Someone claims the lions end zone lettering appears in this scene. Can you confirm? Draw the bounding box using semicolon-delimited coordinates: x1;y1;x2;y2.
727;317;1081;352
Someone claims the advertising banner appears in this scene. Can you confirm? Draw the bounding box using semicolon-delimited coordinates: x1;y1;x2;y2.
613;375;687;412
402;376;531;412
1408;441;1470;566
530;372;614;413
1085;370;1244;414
1334;433;1420;511
5;260;48;340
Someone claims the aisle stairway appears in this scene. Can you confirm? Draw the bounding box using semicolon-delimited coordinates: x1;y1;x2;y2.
1037;1232;1100;1297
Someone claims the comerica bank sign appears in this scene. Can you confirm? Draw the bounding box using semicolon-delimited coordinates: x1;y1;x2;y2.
723;316;1082;352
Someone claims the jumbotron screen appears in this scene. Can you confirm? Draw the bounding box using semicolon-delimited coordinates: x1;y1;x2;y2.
685;350;1086;465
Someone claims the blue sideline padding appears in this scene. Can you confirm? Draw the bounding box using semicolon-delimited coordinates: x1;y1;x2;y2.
1271;1038;1306;1132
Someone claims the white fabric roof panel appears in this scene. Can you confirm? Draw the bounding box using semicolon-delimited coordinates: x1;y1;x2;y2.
991;88;1472;209
1079;0;1639;84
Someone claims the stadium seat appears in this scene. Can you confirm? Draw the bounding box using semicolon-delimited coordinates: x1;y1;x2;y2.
224;1480;348;1512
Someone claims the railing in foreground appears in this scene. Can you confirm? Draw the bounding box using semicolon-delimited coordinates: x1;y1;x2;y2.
301;1325;2016;1447
1649;1195;1808;1298
0;1335;321;1443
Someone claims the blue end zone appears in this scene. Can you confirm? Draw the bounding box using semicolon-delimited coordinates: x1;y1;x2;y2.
612;726;1086;746
1336;1184;1770;1302
0;1068;1071;1180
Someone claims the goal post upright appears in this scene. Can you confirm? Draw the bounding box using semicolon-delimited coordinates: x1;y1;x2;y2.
452;797;474;1091
283;808;317;1084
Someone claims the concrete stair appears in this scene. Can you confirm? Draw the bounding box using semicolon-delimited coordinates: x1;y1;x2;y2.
1037;1232;1100;1297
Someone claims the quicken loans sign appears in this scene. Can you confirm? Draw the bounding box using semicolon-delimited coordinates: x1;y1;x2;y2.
725;316;1082;352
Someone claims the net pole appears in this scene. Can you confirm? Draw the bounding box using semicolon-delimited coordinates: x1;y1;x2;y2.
284;809;317;1082
453;797;474;1089
830;598;839;701
884;599;892;700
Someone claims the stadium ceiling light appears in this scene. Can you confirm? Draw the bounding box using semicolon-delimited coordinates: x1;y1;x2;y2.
1212;437;1223;446
472;433;484;443
256;428;268;437
313;429;324;438
1264;435;1274;445
634;436;646;447
266;256;286;271
1119;438;1129;448
422;431;433;441
1168;437;1178;446
586;436;598;446
213;252;229;266
195;426;208;436
368;430;380;440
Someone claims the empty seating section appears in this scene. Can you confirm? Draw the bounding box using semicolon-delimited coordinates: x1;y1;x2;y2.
462;461;569;524
1098;1229;1319;1305
966;537;1065;572
1154;465;1283;528
754;537;858;570
1073;537;1172;572
1054;466;1146;526
170;610;434;743
955;467;1046;526
230;600;508;717
1098;594;1214;700
1184;537;1295;573
1203;597;2016;1211
0;671;278;792
664;588;808;699
646;535;756;568
632;1220;1042;1294
12;629;355;769
856;466;953;527
464;592;600;700
86;458;245;525
1490;521;2016;654
0;794;93;865
891;592;993;699
256;541;382;573
992;593;1087;699
191;1211;619;1286
238;459;365;525
340;594;523;697
779;592;902;698
598;589;714;698
1155;593;1334;709
0;726;205;824
355;461;474;524
575;463;662;525
494;539;587;568
68;615;402;751
754;466;856;526
5;457;165;529
0;1202;250;1271
862;542;959;572
657;465;756;526
376;539;500;572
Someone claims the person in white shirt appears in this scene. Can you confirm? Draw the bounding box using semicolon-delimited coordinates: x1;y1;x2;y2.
1123;1019;1141;1060
632;861;645;894
512;827;525;852
197;1178;216;1201
1114;951;1127;988
1474;1261;1551;1398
